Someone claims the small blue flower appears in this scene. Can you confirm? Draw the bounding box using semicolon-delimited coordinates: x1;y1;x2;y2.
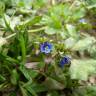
60;56;70;68
40;42;53;54
79;19;86;23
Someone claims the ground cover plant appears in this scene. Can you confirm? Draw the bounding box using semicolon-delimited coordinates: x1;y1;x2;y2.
0;0;96;96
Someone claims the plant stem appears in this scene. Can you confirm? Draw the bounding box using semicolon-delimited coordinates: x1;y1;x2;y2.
5;26;46;39
5;33;16;39
28;26;46;33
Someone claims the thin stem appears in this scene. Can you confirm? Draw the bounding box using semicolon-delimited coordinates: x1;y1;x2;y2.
5;26;46;40
5;33;16;39
28;26;46;33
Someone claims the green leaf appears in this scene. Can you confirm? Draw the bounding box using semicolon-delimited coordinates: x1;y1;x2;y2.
3;14;13;32
49;4;64;16
33;0;48;9
47;91;60;96
72;36;96;51
16;0;32;9
60;30;67;39
87;85;96;94
66;24;77;37
21;16;42;27
10;69;19;85
25;85;37;96
10;16;21;30
0;53;19;64
64;37;77;49
87;4;96;9
28;70;38;79
0;74;6;82
9;92;17;96
19;65;31;80
45;27;58;35
20;85;28;96
0;83;11;92
0;1;5;15
72;7;86;20
36;62;45;69
19;34;26;63
86;0;96;8
0;37;7;47
30;84;48;93
40;4;64;29
43;77;64;90
70;59;96;80
88;45;96;59
1;14;21;31
50;15;62;29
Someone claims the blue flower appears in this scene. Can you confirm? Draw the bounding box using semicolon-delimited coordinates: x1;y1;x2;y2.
40;42;53;54
79;19;86;23
60;56;70;68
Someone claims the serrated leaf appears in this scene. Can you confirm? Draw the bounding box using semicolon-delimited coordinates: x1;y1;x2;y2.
88;45;96;59
72;37;96;51
66;24;77;37
60;30;67;39
64;37;76;49
70;59;96;80
45;27;58;35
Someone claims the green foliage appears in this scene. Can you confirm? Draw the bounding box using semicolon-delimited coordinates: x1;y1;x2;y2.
0;0;96;96
70;59;96;80
10;69;19;85
72;36;96;51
